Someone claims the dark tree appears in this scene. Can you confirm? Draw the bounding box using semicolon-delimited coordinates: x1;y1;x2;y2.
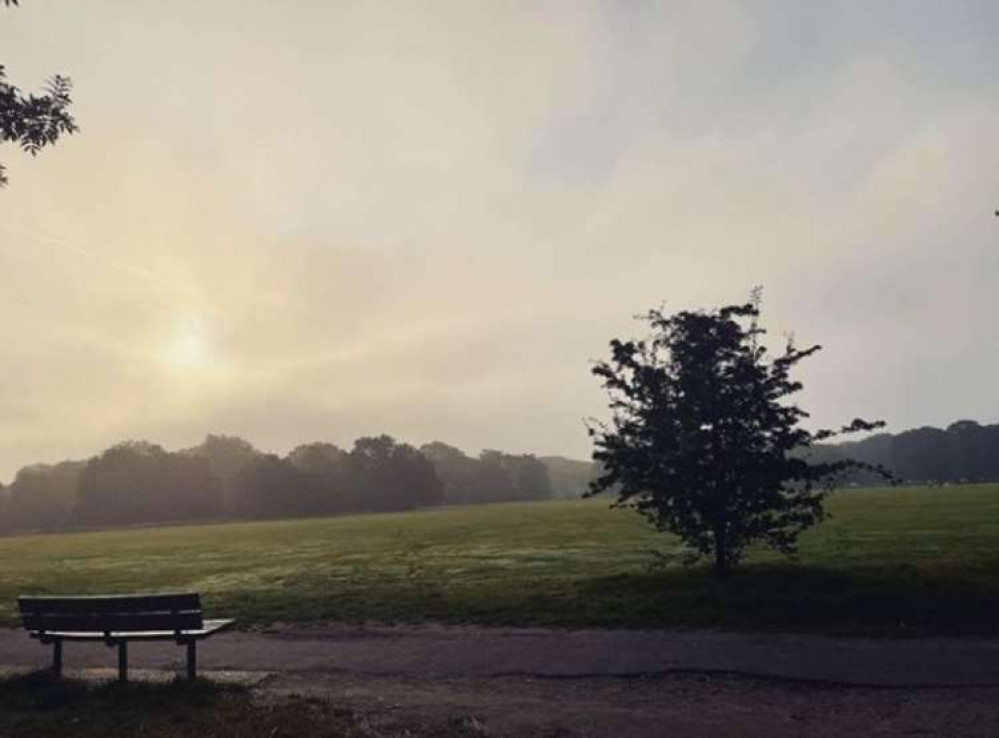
75;441;222;527
504;453;553;502
4;460;83;532
346;436;445;512
1;1;78;186
287;442;352;514
539;456;599;499
420;442;482;505
186;434;261;514
589;296;887;576
890;426;953;484
232;454;321;520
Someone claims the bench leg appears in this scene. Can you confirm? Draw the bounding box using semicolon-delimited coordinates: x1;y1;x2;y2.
186;640;197;680
52;640;62;678
118;642;128;683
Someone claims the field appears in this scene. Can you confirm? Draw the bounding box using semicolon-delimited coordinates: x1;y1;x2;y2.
1;485;998;635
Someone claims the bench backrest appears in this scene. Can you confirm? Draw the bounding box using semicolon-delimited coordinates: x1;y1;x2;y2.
19;593;203;634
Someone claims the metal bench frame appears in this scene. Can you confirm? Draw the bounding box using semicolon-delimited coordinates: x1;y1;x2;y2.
18;593;235;681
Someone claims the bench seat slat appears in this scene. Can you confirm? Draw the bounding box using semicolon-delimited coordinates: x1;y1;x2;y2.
23;612;204;633
28;618;236;643
19;593;200;615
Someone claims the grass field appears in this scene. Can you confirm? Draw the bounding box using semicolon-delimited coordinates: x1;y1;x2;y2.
1;485;998;635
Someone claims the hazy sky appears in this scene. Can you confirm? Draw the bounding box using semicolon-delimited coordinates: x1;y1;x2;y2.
1;1;997;480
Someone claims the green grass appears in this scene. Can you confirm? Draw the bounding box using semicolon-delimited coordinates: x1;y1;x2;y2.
1;485;999;635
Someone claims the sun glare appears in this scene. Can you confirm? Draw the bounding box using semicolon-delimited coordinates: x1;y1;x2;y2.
167;316;213;373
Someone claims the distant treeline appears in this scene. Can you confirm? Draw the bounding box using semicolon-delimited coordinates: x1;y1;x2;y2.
809;419;999;485
0;435;597;535
3;419;994;536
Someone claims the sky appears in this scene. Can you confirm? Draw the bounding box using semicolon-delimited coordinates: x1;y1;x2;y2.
0;1;997;480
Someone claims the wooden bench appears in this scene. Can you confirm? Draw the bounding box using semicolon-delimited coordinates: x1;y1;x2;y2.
19;593;234;681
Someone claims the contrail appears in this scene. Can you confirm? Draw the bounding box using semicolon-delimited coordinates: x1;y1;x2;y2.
0;224;181;297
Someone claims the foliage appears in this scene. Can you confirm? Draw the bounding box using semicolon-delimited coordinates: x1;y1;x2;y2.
0;433;564;535
1;461;83;533
539;455;600;499
75;441;222;527
1;1;78;186
233;453;323;520
421;442;554;505
347;435;445;511
589;296;887;575
186;434;262;511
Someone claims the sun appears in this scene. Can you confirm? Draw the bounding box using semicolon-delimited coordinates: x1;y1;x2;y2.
166;316;213;373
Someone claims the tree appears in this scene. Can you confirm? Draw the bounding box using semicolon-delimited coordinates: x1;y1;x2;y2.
420;441;482;505
890;426;953;484
232;454;320;520
474;450;515;502
186;434;261;514
539;456;599;499
75;441;222;527
1;1;78;186
4;460;83;532
346;436;444;512
287;442;352;514
506;454;553;501
588;296;887;576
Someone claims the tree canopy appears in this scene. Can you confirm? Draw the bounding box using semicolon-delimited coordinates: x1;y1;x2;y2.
0;433;561;534
589;296;887;576
1;0;78;185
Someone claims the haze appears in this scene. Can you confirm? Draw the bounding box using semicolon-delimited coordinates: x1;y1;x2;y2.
1;1;997;480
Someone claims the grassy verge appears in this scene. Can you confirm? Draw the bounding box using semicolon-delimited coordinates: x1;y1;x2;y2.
0;485;997;635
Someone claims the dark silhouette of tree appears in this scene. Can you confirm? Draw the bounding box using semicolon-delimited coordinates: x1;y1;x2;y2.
539;456;599;499
473;450;515;502
287;442;351;513
890;426;953;484
420;444;555;505
945;420;992;482
185;434;261;514
346;435;445;512
589;296;887;576
1;1;78;186
4;460;83;532
232;454;321;520
419;442;482;504
75;441;222;527
287;442;347;478
505;453;553;501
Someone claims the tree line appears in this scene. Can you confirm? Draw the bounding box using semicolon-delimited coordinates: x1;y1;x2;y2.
0;435;594;535
807;420;999;485
2;419;993;537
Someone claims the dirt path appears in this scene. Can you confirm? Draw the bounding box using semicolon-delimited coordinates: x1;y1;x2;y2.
3;625;999;736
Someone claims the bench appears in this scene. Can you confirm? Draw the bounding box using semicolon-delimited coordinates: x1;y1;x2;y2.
18;593;234;681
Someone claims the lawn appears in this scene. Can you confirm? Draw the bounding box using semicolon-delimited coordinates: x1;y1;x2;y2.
1;484;998;634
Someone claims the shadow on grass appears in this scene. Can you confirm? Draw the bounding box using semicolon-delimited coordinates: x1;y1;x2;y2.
578;563;999;636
